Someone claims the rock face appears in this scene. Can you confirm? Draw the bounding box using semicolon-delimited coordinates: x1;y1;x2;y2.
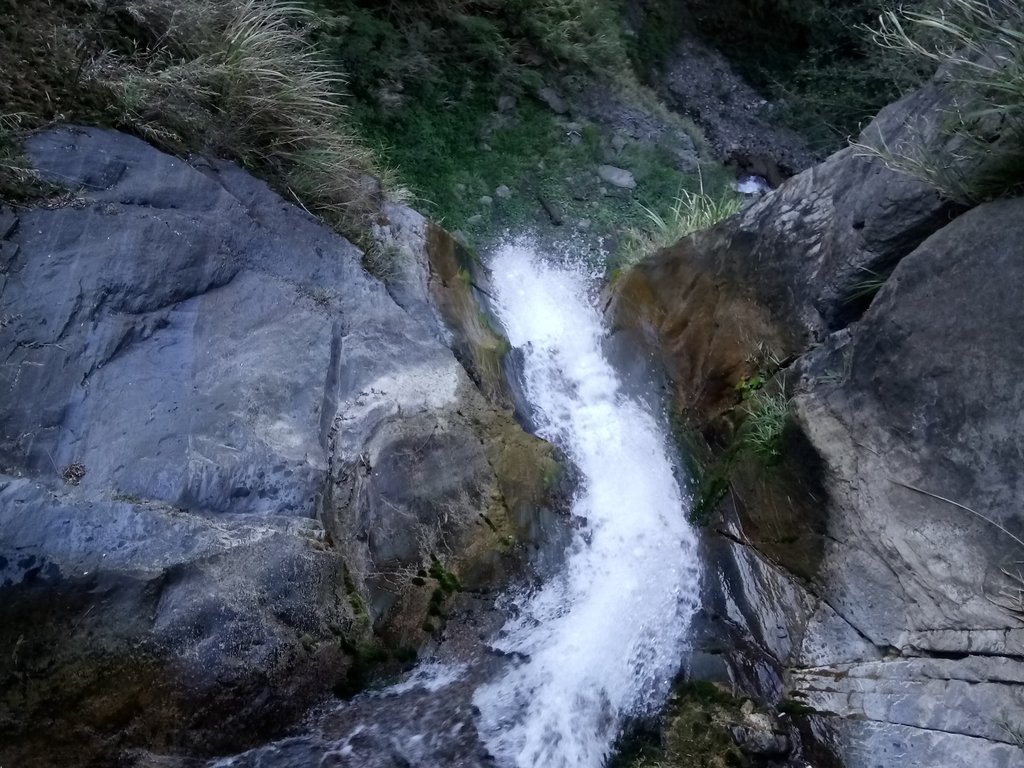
661;36;817;182
612;73;1024;767
0;127;559;766
611;73;963;423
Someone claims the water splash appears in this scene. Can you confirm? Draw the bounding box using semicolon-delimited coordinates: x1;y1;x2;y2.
473;242;701;768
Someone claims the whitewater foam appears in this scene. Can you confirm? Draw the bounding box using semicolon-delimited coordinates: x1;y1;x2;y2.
473;242;701;768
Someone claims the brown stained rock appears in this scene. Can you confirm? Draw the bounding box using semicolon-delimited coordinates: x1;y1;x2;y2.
424;223;515;410
609;237;794;425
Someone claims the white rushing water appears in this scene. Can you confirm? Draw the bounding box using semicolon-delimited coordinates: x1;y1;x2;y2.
474;242;702;768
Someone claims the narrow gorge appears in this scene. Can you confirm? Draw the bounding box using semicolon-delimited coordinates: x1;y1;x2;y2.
2;1;1023;767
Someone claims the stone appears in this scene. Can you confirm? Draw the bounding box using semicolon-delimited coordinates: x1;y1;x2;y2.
494;184;511;200
0;127;562;766
496;94;516;112
537;86;568;115
609;66;971;423
612;67;1024;767
478;195;493;206
661;35;817;179
611;133;627;153
596;165;636;189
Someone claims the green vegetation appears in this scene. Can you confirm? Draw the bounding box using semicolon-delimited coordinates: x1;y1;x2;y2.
616;681;752;768
743;391;791;462
1;0;384;240
93;0;381;231
0;113;38;200
424;557;463;625
619;178;743;268
856;0;1024;203
1;0;722;263
302;0;733;251
691;389;792;525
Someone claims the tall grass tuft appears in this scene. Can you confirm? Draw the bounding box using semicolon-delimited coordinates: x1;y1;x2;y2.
619;175;743;268
742;390;791;462
854;0;1024;203
93;0;379;232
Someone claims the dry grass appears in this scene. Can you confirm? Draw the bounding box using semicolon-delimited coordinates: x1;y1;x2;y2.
854;0;1024;202
0;113;34;182
89;0;381;232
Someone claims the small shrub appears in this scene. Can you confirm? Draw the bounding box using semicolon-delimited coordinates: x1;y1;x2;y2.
742;391;790;462
504;0;630;71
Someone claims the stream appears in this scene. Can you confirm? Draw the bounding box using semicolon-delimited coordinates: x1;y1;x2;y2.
217;242;701;768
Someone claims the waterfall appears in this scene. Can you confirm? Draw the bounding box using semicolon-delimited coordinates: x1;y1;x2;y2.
473;242;701;768
210;241;702;768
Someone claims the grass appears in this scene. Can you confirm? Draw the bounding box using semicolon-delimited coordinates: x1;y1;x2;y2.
303;0;723;253
690;389;791;525
0;113;36;198
743;391;791;462
1;0;392;247
3;0;717;265
355;88;721;250
854;0;1024;203
90;0;380;232
618;175;743;268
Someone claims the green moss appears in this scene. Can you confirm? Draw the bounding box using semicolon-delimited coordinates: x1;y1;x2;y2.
618;681;752;768
334;637;390;697
428;558;463;595
344;571;370;621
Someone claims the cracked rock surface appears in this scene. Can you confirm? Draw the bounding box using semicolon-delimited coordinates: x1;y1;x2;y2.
0;127;559;767
613;69;1024;768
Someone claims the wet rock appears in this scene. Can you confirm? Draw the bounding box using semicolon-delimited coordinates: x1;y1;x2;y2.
0;127;562;766
612;65;1024;768
597;165;636;189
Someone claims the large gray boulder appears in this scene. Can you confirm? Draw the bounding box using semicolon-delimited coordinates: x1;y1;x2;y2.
702;197;1024;767
610;69;965;422
612;72;1024;766
0;127;558;766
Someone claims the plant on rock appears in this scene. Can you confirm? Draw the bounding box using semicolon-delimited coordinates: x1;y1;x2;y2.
91;0;380;232
857;0;1024;202
619;180;743;267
